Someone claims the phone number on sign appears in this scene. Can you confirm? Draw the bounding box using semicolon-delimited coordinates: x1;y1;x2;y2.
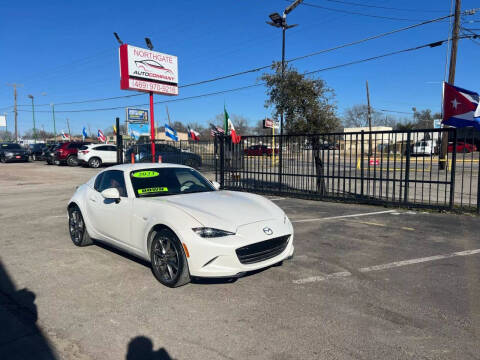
129;79;178;95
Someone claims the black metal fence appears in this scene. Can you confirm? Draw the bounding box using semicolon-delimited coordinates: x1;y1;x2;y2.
122;139;216;171
215;128;480;213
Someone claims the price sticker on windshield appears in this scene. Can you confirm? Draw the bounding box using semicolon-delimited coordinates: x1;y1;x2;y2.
137;187;168;194
132;171;159;178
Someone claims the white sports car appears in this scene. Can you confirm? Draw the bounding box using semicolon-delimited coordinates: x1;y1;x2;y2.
67;163;294;287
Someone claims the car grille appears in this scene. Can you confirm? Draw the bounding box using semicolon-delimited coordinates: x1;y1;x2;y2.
236;235;290;264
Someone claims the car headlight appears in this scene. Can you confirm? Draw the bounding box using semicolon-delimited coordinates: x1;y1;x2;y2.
192;227;235;238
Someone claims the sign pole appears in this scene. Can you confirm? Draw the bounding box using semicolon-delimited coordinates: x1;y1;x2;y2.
272;123;275;164
149;91;156;161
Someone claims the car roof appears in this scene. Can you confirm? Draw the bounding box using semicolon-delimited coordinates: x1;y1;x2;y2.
100;163;190;173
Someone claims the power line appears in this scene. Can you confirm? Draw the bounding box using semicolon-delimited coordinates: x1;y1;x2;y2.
321;0;447;13
6;13;458;110
13;36;476;115
287;13;457;63
296;1;433;21
302;36;473;77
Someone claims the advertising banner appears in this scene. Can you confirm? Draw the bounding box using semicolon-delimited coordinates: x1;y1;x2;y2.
128;123;150;140
119;44;178;96
127;108;149;123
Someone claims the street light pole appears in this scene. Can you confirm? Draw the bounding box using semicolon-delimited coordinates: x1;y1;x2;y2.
267;0;303;191
28;94;36;144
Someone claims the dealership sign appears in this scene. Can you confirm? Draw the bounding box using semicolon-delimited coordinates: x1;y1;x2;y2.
263;118;279;129
126;108;148;123
119;44;178;96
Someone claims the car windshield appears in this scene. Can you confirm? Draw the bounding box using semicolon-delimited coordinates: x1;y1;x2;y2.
1;143;21;150
130;167;215;198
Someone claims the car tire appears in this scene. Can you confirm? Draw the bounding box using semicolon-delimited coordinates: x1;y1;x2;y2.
67;155;78;166
32;154;36;161
68;205;93;247
0;157;5;163
88;157;102;168
150;229;190;288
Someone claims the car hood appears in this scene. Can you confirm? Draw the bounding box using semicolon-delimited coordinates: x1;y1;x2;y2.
142;190;284;232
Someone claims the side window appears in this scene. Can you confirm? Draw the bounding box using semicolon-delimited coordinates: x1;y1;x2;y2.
94;173;104;192
99;170;127;197
95;145;108;151
107;146;117;151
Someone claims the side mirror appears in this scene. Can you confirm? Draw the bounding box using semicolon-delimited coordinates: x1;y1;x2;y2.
211;181;221;190
101;188;121;203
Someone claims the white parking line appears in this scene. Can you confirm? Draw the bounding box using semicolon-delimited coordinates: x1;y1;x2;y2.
293;248;480;284
269;197;286;201
291;210;396;223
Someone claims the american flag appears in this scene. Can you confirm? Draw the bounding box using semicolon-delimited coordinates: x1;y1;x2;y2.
210;123;225;137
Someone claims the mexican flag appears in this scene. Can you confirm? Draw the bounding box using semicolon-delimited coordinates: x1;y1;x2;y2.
224;106;241;144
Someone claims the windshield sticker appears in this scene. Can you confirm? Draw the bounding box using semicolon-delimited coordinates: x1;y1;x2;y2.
137;187;168;194
132;171;159;178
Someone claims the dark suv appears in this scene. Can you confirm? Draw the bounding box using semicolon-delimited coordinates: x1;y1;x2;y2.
0;143;29;163
29;143;48;161
54;142;90;166
124;143;202;168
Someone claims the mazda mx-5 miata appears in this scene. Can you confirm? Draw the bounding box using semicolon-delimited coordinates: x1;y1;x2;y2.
67;164;294;287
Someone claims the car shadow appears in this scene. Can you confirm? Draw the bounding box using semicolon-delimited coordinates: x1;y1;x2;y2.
92;241;280;286
0;260;58;359
126;336;174;360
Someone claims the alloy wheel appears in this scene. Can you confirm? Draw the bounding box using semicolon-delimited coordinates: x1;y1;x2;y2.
152;236;180;282
69;209;84;245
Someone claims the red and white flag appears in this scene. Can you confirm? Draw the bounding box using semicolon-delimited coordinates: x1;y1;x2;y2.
188;128;200;141
443;82;480;130
97;129;107;143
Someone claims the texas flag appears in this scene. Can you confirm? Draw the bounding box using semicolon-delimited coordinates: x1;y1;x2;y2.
443;82;480;130
97;129;107;143
188;128;200;141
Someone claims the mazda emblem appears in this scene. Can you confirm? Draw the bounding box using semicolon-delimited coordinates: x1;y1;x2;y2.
263;227;273;235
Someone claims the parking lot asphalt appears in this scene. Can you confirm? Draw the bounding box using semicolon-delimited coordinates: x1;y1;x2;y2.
1;161;480;360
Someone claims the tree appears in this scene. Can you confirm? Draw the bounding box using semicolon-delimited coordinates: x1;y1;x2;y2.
0;130;13;141
261;62;340;195
343;104;398;129
412;108;441;129
261;62;340;134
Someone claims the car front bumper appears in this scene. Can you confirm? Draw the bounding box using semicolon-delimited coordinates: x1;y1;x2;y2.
185;218;294;278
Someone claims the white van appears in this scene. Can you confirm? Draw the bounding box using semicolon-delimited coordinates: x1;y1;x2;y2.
412;140;435;156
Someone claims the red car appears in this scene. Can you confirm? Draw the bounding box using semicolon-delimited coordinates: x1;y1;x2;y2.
447;142;477;153
55;142;91;166
243;145;278;156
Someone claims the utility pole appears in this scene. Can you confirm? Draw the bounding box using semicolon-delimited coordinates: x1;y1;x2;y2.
7;83;22;142
66;118;71;140
51;104;57;143
440;0;461;170
366;80;373;156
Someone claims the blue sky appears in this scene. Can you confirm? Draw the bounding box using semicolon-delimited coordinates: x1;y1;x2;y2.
0;0;479;135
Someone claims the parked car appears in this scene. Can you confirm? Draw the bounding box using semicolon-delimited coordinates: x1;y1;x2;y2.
54;142;91;166
67;163;294;287
412;140;436;156
28;143;48;161
78;144;117;168
124;143;202;168
448;141;477;153
244;145;278;156
45;144;61;165
0;143;30;163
